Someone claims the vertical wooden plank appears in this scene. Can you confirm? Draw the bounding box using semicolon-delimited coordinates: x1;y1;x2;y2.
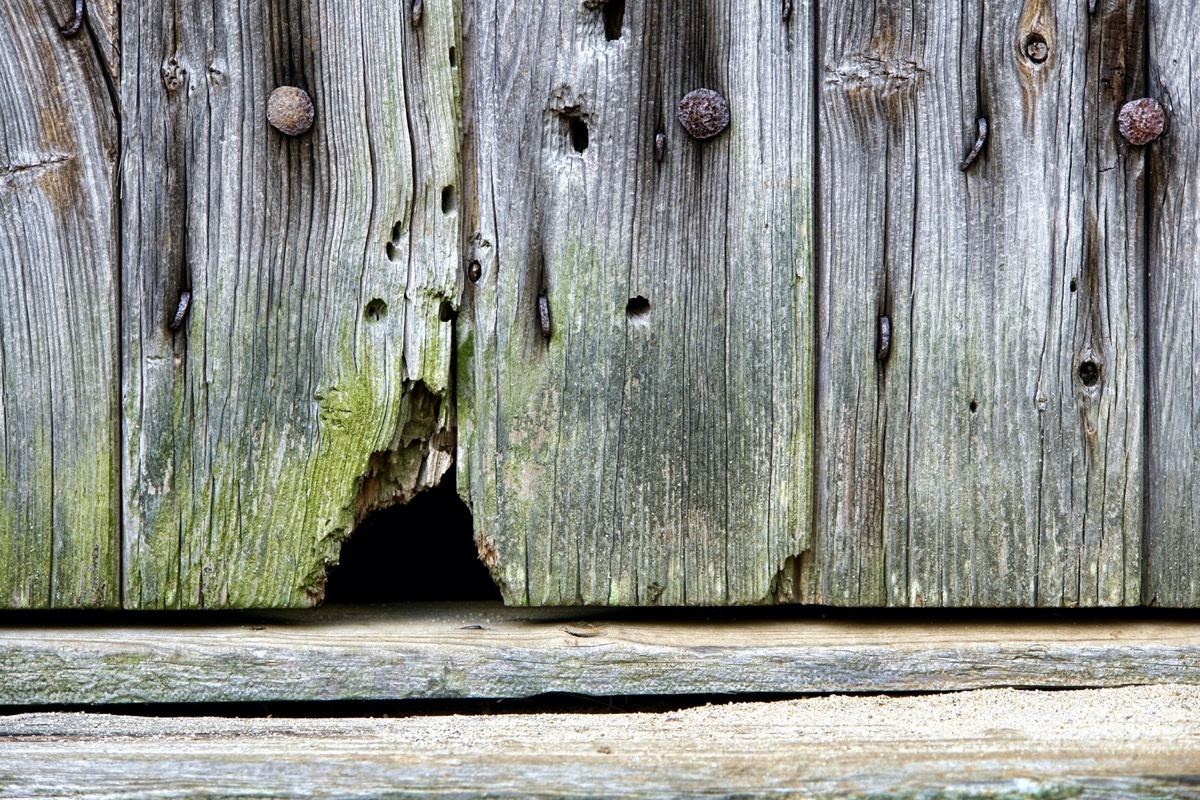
460;0;814;604
0;1;120;606
1146;2;1200;606
809;0;1144;606
121;0;460;607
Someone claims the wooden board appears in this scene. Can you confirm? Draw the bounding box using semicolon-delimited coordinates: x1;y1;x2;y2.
807;0;1145;606
4;604;1200;704
119;0;461;607
459;0;815;605
1145;3;1200;606
3;685;1200;797
0;1;121;607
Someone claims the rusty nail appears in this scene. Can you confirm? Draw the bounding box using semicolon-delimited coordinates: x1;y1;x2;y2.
654;132;665;162
960;117;988;172
412;0;424;27
537;293;552;339
782;0;792;21
60;0;84;37
1118;98;1166;146
468;259;482;283
677;89;730;140
267;86;314;136
169;290;192;332
877;315;891;363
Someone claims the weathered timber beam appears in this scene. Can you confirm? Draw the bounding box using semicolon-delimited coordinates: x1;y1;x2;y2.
1;604;1200;704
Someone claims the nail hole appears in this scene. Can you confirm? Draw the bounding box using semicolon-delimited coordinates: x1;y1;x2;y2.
1078;360;1102;387
365;298;388;322
448;47;457;67
969;400;978;414
626;296;650;317
569;118;589;152
1070;278;1078;293
439;300;456;322
391;221;403;240
467;259;482;283
385;242;397;261
441;185;456;214
602;0;624;40
1024;32;1049;64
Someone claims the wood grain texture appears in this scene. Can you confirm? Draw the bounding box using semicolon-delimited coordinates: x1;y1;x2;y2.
3;605;1200;704
459;0;814;605
807;0;1145;606
119;0;460;607
4;686;1200;798
1145;3;1200;607
0;1;120;607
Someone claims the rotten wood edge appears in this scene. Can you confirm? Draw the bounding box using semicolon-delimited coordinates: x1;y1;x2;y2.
1;603;1200;705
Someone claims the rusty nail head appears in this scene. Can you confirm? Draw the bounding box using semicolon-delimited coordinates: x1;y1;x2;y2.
677;89;730;140
1118;98;1166;146
267;86;314;136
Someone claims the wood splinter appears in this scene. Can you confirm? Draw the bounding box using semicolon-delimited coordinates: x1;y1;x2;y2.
960;117;988;172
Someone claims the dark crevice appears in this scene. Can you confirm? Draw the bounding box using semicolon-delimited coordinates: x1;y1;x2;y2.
602;0;625;40
322;476;500;604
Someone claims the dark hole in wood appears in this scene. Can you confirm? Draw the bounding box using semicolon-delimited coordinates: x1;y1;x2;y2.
467;259;483;282
323;475;501;603
626;296;650;317
1024;32;1049;64
385;242;398;261
441;185;456;214
365;298;388;322
439;299;456;322
602;0;625;40
1079;360;1102;387
1070;278;1078;293
448;46;457;67
969;400;978;413
569;117;589;152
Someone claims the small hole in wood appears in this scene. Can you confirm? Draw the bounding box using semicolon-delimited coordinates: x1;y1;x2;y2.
626;296;650;317
391;220;403;240
1023;32;1049;64
439;299;456;322
467;259;483;283
448;46;457;67
1070;278;1078;293
441;185;456;214
569;117;589;152
385;242;398;261
1078;360;1102;387
602;0;625;40
365;298;388;322
969;400;978;414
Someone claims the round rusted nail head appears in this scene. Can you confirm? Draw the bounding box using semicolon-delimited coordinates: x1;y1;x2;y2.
677;89;730;140
1118;98;1166;146
267;86;314;136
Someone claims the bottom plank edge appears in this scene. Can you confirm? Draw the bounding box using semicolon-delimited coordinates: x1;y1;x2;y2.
2;686;1200;799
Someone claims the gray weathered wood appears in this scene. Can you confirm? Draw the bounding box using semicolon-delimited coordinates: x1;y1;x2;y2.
1145;3;1200;607
806;0;1145;606
0;1;120;607
3;686;1200;798
459;0;815;605
4;604;1200;704
119;0;460;607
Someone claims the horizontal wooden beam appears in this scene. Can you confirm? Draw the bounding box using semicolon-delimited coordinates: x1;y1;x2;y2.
4;685;1200;797
3;604;1200;704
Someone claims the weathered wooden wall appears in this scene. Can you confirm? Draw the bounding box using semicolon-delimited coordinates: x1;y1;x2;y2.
458;0;814;604
0;0;121;607
0;0;1188;608
806;0;1145;607
118;0;461;607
